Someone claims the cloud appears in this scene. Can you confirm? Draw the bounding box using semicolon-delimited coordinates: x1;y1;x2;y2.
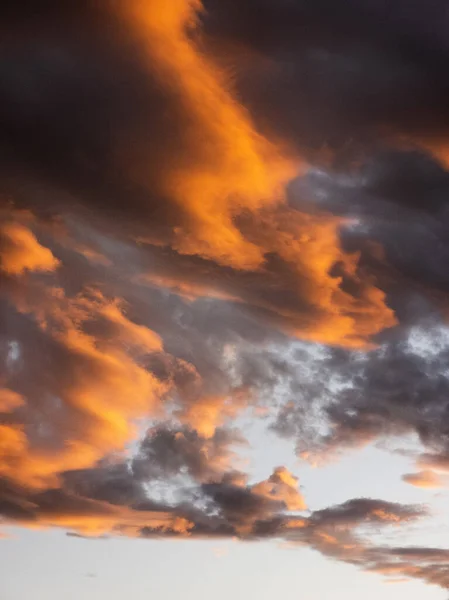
272;315;449;466
0;477;192;537
3;1;449;596
0;0;396;348
119;0;299;270
199;470;303;534
132;425;245;483
0;0;297;270
0;218;60;275
0;272;169;488
277;499;449;592
200;0;449;159
388;547;449;562
308;499;425;527
0;0;400;504
402;470;444;489
418;454;449;473
248;467;306;512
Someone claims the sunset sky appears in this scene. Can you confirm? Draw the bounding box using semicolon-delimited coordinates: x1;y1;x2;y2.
2;1;449;598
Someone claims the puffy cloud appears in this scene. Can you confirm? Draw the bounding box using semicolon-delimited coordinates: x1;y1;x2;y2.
272;316;449;466
251;467;306;511
0;219;59;275
132;425;245;483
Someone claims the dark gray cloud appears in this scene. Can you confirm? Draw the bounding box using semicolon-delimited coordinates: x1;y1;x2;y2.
273;322;449;462
202;0;449;155
388;547;449;562
295;149;449;306
0;2;182;237
309;498;425;527
132;426;244;484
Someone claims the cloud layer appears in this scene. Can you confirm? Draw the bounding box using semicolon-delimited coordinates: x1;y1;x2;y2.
2;0;449;594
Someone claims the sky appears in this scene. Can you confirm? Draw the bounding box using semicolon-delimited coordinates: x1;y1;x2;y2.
3;0;449;598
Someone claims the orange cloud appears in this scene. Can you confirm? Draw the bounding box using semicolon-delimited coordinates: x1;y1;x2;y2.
86;0;397;350
0;389;24;412
245;208;396;347
370;509;402;523
9;492;193;538
1;285;169;488
178;389;250;438
121;0;299;270
138;207;396;348
402;470;444;489
0;221;60;275
316;532;339;545
417;453;449;473
252;467;306;511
